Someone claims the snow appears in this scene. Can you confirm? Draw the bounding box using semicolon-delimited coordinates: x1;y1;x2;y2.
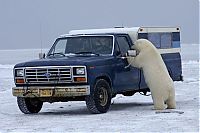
0;60;198;132
0;42;199;133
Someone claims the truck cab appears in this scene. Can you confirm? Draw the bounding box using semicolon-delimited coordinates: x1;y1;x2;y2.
12;27;183;114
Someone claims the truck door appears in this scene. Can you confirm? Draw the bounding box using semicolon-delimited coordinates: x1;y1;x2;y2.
113;35;140;92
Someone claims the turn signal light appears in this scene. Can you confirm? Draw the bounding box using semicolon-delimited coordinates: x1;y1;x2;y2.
74;77;86;82
16;79;25;84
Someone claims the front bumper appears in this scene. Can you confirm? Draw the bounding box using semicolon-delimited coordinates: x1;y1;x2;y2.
12;85;90;97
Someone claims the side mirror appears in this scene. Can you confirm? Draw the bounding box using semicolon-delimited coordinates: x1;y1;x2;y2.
39;53;45;59
127;50;137;57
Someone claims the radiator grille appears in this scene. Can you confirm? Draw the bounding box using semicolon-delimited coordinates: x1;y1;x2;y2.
25;67;72;84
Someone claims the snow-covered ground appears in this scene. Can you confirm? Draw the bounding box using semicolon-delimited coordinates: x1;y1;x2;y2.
0;44;199;132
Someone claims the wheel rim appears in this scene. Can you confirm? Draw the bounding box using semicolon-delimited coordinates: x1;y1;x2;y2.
29;98;41;108
99;87;108;106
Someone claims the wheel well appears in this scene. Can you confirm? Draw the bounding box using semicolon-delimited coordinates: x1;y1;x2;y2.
96;76;112;88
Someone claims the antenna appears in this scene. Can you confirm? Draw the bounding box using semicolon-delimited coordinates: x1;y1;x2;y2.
39;20;43;53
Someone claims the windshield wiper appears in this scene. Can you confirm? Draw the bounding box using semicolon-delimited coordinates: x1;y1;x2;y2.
48;52;66;57
75;51;100;56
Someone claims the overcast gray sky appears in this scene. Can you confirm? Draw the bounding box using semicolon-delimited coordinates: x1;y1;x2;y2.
0;0;199;50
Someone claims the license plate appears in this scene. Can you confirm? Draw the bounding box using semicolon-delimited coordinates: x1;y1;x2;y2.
40;89;52;97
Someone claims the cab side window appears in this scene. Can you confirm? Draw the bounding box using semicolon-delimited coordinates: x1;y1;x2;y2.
116;36;130;55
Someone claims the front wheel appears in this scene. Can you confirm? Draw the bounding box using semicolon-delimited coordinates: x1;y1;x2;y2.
17;97;43;114
85;79;112;114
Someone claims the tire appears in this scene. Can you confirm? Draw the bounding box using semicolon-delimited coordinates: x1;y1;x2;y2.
122;91;136;96
17;97;43;114
85;79;112;114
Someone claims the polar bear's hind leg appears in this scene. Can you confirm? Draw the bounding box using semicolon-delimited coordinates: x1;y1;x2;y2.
166;95;176;109
152;96;166;110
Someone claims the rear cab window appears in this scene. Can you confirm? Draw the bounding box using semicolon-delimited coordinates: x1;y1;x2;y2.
144;33;172;48
138;32;180;49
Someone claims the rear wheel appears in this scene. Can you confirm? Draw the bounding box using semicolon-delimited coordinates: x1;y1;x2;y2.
122;91;136;96
86;79;111;114
17;97;43;114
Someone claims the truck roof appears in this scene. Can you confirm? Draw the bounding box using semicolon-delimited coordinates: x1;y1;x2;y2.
60;27;180;43
68;27;140;43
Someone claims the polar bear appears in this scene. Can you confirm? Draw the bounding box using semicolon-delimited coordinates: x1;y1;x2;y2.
127;39;176;110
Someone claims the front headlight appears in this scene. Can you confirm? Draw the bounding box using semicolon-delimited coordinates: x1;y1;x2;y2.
76;68;85;75
16;69;24;77
73;67;87;82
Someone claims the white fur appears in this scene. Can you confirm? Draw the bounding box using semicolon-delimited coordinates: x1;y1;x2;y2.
127;39;176;110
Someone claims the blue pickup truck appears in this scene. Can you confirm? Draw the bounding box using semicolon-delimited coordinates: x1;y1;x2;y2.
12;27;183;114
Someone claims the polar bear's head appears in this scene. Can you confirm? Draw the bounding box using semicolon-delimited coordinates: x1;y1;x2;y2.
131;39;156;52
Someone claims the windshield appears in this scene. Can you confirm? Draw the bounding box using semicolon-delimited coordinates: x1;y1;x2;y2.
47;36;113;57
